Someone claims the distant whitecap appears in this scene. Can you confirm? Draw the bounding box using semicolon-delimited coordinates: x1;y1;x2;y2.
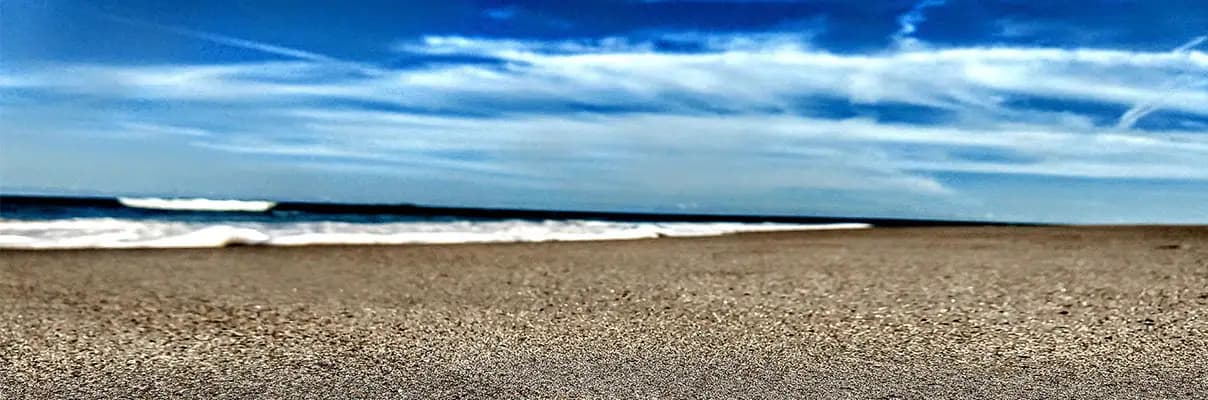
118;197;277;212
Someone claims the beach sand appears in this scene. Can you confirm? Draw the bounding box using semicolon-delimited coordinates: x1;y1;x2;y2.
2;226;1207;398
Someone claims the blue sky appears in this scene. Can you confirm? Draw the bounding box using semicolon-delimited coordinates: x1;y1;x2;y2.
2;0;1207;223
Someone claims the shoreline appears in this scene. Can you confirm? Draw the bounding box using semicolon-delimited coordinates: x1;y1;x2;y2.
3;226;1207;398
1;193;1030;227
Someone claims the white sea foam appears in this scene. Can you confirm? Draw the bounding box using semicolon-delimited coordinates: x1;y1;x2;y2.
117;197;277;212
0;218;869;249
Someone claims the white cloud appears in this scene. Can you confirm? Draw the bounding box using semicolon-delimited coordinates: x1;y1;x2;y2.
3;31;1208;219
10;38;1206;121
394;36;656;57
117;122;212;138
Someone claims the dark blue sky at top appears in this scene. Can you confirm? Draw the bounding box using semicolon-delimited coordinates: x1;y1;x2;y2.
2;1;1207;223
6;0;1207;64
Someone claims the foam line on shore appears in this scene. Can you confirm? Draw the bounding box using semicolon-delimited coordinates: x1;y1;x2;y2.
0;219;870;249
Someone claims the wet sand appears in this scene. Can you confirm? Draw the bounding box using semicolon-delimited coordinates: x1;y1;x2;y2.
2;226;1207;398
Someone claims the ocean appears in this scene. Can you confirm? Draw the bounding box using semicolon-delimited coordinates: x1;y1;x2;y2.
0;196;871;249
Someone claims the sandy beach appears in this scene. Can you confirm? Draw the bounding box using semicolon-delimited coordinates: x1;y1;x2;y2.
2;226;1207;398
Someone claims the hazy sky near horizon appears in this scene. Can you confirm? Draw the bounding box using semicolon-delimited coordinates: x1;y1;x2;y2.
2;0;1207;223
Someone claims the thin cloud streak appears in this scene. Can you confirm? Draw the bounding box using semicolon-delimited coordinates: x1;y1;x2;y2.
892;0;946;44
1116;34;1208;129
100;13;338;63
1173;35;1207;53
98;13;383;76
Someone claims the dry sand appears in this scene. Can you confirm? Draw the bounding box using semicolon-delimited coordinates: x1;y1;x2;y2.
2;226;1207;398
